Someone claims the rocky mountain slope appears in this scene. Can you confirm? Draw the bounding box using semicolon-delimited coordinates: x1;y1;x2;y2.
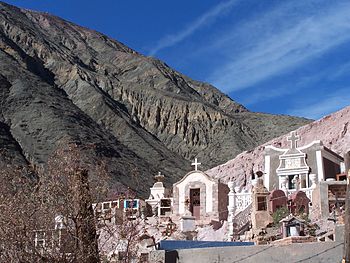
0;2;310;195
207;106;350;189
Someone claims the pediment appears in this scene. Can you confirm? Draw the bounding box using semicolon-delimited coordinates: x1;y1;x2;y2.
173;170;216;187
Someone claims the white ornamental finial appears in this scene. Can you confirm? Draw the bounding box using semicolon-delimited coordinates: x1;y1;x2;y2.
191;158;201;171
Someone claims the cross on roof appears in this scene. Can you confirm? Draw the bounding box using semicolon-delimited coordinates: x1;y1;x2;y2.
191;158;201;171
154;171;164;182
287;131;300;150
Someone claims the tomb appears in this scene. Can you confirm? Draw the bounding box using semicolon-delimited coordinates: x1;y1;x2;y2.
280;215;306;238
179;201;196;232
263;131;347;220
264;131;344;192
92;199;123;226
269;189;288;213
137;232;156;260
172;158;229;224
251;178;273;230
33;228;75;254
124;198;146;220
92;198;146;223
288;191;310;215
159;198;172;217
145;172;173;217
311;180;347;219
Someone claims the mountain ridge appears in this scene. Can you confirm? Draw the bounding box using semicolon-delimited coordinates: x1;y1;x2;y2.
0;1;311;195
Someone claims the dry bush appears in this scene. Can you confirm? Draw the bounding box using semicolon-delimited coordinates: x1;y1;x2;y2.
0;143;146;263
0;165;43;262
97;190;144;263
0;143;107;262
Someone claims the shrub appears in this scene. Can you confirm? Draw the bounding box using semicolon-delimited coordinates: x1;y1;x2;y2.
272;207;289;225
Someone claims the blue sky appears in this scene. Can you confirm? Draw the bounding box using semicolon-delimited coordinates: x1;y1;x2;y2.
4;0;350;119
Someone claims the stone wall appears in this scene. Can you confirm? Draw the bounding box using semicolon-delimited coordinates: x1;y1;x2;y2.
151;241;343;263
272;236;316;245
312;181;347;219
218;182;229;221
329;184;347;199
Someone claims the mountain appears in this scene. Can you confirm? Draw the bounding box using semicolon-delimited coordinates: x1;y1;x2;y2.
0;2;310;195
207;106;350;188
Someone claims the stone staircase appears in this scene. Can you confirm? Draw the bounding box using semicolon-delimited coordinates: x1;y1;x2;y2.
232;203;252;238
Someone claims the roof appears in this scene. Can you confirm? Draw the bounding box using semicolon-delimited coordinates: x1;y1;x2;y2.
173;170;216;186
280;214;306;224
158;240;254;251
323;146;343;161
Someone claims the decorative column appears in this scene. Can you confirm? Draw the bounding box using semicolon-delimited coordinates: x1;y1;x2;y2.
234;186;241;194
280;176;288;196
292;175;300;191
227;181;236;241
309;173;317;205
310;174;317;189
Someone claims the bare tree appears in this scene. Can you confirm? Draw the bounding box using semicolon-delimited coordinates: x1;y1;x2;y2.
0;165;41;262
0;143;106;262
98;190;145;263
0;142;149;263
39;143;106;262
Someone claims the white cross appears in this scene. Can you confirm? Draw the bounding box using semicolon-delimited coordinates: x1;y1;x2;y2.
287;131;300;150
191;158;201;171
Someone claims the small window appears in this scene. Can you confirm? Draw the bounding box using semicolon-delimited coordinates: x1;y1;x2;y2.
257;196;267;211
160;199;171;207
103;203;111;210
125;200;138;209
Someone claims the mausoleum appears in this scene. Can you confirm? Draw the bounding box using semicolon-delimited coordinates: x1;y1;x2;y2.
264;131;344;192
172;159;229;224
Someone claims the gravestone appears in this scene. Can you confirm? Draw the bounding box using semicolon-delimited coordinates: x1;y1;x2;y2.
180;200;196;232
280;215;306;238
289;191;310;215
269;190;288;213
146;172;166;215
251;178;273;230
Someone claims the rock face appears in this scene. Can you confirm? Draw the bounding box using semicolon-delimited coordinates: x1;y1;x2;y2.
207;106;350;189
0;2;310;195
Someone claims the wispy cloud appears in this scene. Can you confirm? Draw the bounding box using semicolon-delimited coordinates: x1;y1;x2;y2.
207;0;350;93
241;69;331;106
287;88;350;119
240;86;295;106
149;0;239;56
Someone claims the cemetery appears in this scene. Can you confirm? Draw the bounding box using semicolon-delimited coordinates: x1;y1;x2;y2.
29;131;348;262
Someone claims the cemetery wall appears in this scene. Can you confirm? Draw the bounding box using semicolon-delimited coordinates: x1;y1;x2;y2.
151;241;343;263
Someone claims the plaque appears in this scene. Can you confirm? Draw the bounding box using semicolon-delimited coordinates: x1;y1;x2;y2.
285;158;301;169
